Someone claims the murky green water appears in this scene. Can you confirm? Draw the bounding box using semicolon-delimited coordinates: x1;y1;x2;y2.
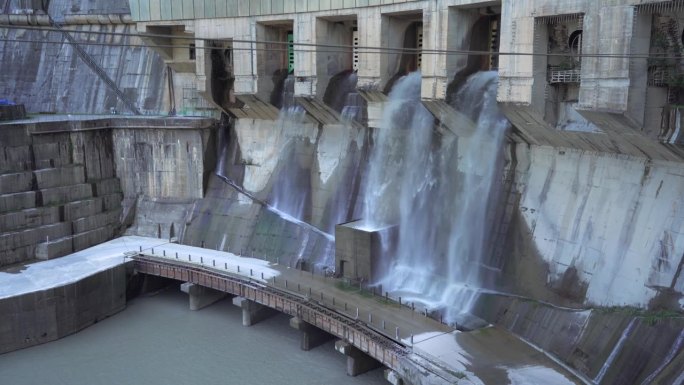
0;288;387;385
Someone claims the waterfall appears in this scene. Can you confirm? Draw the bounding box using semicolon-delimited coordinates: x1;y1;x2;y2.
363;71;509;323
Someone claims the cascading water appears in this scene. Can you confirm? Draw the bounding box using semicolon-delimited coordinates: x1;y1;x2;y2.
363;71;509;324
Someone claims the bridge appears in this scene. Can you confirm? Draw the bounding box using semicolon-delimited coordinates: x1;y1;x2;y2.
128;242;580;385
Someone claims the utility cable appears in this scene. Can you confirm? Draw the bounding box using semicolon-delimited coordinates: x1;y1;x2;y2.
0;23;680;60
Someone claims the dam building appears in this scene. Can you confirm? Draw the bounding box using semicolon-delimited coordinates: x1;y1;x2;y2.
1;0;684;384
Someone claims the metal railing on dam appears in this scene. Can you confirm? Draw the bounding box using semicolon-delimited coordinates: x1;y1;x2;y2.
131;253;408;371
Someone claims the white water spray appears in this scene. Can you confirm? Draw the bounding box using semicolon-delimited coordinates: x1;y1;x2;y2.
363;71;509;322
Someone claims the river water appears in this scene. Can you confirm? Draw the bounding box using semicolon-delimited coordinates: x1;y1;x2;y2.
0;289;386;385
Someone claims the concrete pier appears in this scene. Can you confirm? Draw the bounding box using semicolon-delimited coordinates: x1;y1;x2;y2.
180;283;228;311
289;317;334;351
232;297;278;326
334;340;382;377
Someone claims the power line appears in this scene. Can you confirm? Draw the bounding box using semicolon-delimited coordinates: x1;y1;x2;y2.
0;23;680;60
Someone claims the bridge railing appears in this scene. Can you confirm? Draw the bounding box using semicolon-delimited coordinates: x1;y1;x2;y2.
126;245;452;347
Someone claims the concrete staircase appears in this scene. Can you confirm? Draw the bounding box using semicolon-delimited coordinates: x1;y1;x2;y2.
0;126;123;266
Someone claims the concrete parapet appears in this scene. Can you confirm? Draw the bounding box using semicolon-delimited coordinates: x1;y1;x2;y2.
180;282;229;311
62;197;104;221
72;224;115;252
0;207;61;233
91;178;121;197
33;165;86;189
71;209;121;234
335;340;382;377
289;317;334;351
232;296;278;327
35;236;74;260
0;191;36;213
0;171;34;194
38;183;93;206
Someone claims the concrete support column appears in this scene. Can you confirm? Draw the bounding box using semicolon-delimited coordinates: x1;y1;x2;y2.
294;13;316;97
335;340;382;377
233;19;257;95
384;369;411;385
180;282;228;311
357;7;382;88
289;317;334;351
232;296;278;326
421;1;445;100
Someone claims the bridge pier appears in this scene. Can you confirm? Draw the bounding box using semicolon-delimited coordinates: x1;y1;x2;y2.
335;340;382;377
232;297;278;326
384;369;411;385
289;317;334;351
180;283;228;311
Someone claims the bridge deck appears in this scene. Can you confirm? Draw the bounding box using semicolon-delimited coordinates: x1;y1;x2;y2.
131;241;581;385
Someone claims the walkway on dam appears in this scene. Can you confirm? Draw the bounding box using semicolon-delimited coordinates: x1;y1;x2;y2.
0;236;580;384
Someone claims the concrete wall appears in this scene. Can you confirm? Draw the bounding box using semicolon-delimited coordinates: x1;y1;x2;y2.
0;123;123;266
503;142;684;310
0;22;167;115
0;263;127;354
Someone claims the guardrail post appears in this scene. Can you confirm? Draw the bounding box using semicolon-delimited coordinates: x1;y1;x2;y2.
163;250;166;256
250;269;253;276
151;248;154;254
395;327;399;340
368;313;372;323
175;252;178;259
355;308;359;319
261;272;264;279
224;263;227;269
189;254;192;261
139;246;142;252
213;260;215;267
399;297;402;306
237;265;240;273
382;320;385;329
200;257;203;264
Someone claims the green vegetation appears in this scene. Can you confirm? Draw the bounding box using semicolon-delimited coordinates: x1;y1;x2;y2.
596;306;683;326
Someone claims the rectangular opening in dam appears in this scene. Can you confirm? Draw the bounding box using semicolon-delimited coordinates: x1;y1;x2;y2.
256;19;294;106
380;9;423;90
315;14;358;101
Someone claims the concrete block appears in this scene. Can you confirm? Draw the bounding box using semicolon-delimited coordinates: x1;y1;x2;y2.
91;178;121;197
0;191;36;213
180;282;229;310
0;171;34;194
0;207;61;233
0;145;32;173
232;296;278;326
0;245;35;266
32;142;71;167
102;193;123;211
39;184;92;206
35;236;74;260
289;317;334;351
33;165;86;189
72;224;114;252
335;340;382;376
71;209;121;234
62;198;103;221
0;222;71;252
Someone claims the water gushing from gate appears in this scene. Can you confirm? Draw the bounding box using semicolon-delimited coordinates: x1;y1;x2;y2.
363;71;509;323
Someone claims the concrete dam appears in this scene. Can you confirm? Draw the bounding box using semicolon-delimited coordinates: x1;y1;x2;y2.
1;0;684;384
